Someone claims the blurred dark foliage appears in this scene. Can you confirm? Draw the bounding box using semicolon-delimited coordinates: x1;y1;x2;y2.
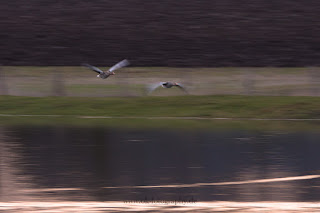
1;0;320;66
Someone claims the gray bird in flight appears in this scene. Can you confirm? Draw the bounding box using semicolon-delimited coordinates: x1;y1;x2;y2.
82;59;130;79
147;82;188;94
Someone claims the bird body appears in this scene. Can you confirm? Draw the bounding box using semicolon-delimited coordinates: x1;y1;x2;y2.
82;59;130;79
97;71;113;79
161;82;176;88
148;82;188;94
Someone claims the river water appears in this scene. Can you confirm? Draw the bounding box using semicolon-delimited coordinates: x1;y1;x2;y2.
0;121;320;212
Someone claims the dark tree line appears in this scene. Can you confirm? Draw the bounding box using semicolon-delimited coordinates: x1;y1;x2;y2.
1;0;320;66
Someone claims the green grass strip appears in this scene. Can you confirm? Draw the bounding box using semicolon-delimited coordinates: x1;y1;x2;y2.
0;95;319;119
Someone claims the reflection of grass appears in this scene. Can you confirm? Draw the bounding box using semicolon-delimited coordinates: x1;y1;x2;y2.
0;95;319;119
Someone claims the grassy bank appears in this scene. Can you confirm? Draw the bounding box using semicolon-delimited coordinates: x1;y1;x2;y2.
0;95;319;119
1;116;320;132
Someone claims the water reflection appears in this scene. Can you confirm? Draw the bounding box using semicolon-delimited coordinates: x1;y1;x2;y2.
1;124;320;211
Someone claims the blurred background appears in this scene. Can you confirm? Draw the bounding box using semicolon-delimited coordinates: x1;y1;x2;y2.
1;1;320;97
1;1;320;212
1;1;320;67
1;66;320;96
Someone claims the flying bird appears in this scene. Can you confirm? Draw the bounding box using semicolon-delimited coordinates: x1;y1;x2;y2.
147;82;188;94
82;59;130;79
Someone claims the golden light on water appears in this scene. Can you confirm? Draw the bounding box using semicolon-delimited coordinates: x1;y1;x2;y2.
102;174;320;189
1;201;320;212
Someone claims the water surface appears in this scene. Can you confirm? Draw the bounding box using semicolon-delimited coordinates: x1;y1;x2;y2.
0;120;320;211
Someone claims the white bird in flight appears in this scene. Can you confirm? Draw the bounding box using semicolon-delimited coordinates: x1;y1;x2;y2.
147;82;188;94
82;59;130;79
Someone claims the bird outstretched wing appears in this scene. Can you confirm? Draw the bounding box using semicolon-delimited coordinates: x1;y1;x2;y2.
82;63;103;74
176;83;188;94
147;82;163;94
109;59;130;73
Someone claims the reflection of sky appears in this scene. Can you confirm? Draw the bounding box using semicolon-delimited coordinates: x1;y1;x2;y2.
1;125;320;205
0;127;37;201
